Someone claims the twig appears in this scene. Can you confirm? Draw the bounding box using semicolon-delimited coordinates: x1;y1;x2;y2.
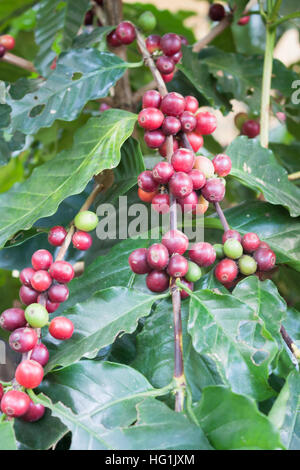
1;52;37;74
288;171;300;181
214;202;230;232
280;325;300;361
192;15;232;53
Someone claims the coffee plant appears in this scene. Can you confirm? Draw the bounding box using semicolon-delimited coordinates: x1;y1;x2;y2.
0;0;299;452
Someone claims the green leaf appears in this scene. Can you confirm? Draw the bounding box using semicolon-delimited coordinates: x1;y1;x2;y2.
0;0;34;27
0;110;137;248
45;287;163;371
270;142;300;176
5;49;129;135
227;136;300;217
0;421;17;450
72;26;114;49
269;371;300;450
194;386;284;450
0;131;25;167
188;289;278;400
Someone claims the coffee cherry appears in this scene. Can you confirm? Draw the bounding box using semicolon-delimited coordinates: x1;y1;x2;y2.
167;254;188;278
160;92;185;117
15;359;44;389
194;194;209;215
238;16;250;25
146;270;170;292
0;383;3;401
259;241;270;250
129;248;151;274
169;172;193;198
31;249;53;271
99;103;111;112
44;298;60;313
138;188;157;203
184;132;203;152
49;261;74;283
19;267;35;287
234;112;248;130
72;231;93;251
185;96;199;113
145;34;161;53
194;156;214;178
180;112;197;133
171;148;195;173
0;45;6;58
142;90;162;109
138;107;164;131
137;11;156;32
253;247;276;271
30;343;49;367
160;33;181;56
147;243;169;270
213;243;224;259
223;239;243;259
49;317;74;340
48;226;67;246
242;232;260;253
201;178;225;202
222;230;241;244
0;308;26;331
180;278;194;299
162;229;189;255
238;255;257;275
212;154;232;177
185;261;202;282
159;138;179;157
21;400;45;422
152;161;174;184
156;55;175;74
189;242;216;267
138;170;159;192
144;129;166;148
161;116;181;135
180;35;189;46
25;303;49;328
189;169;206;190
0;35;15;50
178;191;198;213
209;3;226;21
195;111;217;135
1;390;30;417
115;21;136;45
30;270;52;292
48;283;69;303
161;71;174;83
152;193;170;214
9;327;38;353
74;210;98;232
19;286;38;306
107;30;122;47
171;50;182;64
215;258;238;284
242;120;260;138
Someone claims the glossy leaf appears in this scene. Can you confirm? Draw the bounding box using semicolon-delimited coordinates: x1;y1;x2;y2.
0;421;17;450
72;26;114;49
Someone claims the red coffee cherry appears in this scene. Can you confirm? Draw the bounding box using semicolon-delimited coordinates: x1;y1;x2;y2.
212;154;232;177
15;359;44;389
30;270;52;292
160;92;185;117
169;172;193;198
161;72;174;83
147;243;169;270
152;161;174;184
180;112;197;133
138;107;164;131
253;247;276;271
31;249;53;271
146;270;170;292
107;29;122;48
180;35;189;46
180;278;194;299
161;116;181;135
259;241;270;250
178;190;198;213
159;138;179;157
215;258;238;283
30;343;49;367
184;132;203;152
167;254;188;278
44;298;60;313
49;317;74;340
115;21;136;45
0;35;15;50
152;193;170;214
189;169;206;190
160;33;181;56
19;285;38;306
222;230;242;244
242;120;260;138
185;96;199;114
0;45;6;58
145;34;161;53
201;178;225;202
142;90;162;109
129;248;151;274
138;188;157;203
20;267;35;287
138;170;159;192
48;283;69;303
195;112;217;135
72;231;93;251
1;390;30;417
156;55;175;74
242;232;260;253
144;129;166;148
49;261;74;283
209;3;226;21
171;148;195;173
238;16;250;25
189;242;216;267
0;308;26;331
171;50;182;64
48;226;67;247
99;103;111;112
9;327;38;353
162;229;189;255
21;400;45;422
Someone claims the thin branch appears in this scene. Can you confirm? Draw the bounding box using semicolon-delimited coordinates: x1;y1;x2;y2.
280;325;300;361
214;202;230;232
288;171;300;181
1;52;37;74
192;14;232;53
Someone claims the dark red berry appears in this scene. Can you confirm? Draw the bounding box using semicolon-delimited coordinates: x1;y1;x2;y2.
161;33;181;56
146;270;170;292
171;148;195;173
30;270;52;292
161;72;174;83
209;3;226;21
222;230;242;244
162;229;189;255
21;400;45;422
169;172;193;198
44;298;60;313
0;308;26;331
147;243;169;270
138;107;164;131
180;112;197;133
115;21;136;45
129;248;151;275
48;283;69;303
138;170;159;192
215;258;238;283
30;343;49;367
167;254;188;278
31;249;53;271
9;327;38;353
156;55;175;74
185;96;199;113
152;193;170;214
171;50;182;64
195;112;217;135
242;120;260;138
201;178;225;202
0;45;6;58
19;285;38;305
259;241;270;250
1;390;30;417
178;190;198;213
189;242;216;267
48;226;67;246
19;267;35;287
242;232;260;253
253;247;276;271
144;129;166;148
49;261;74;283
15;359;44;389
180;35;189;46
145;34;161;53
180;278;194;299
72;231;93;251
212;154;232;177
184;132;203;152
161;92;185;117
189;169;206;190
49;317;74;340
142;90;162;109
159;138;179;157
152;161;174;184
161;116;181;135
107;30;122;47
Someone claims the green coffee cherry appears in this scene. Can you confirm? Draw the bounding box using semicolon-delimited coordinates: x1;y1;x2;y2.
223;239;243;259
185;261;202;283
137;11;157;32
213;244;224;259
74;210;98;232
238;255;257;275
25;303;49;328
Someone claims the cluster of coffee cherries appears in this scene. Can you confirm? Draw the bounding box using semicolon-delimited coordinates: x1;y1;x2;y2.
0;34;15;59
107;21;136;48
209;3;250;26
235;112;260;139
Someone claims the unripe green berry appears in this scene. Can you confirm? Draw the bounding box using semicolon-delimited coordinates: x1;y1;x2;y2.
25;303;49;328
223;239;243;259
185;261;202;283
137;11;157;32
213;243;224;259
234;112;248;131
74;210;98;232
238;255;257;275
